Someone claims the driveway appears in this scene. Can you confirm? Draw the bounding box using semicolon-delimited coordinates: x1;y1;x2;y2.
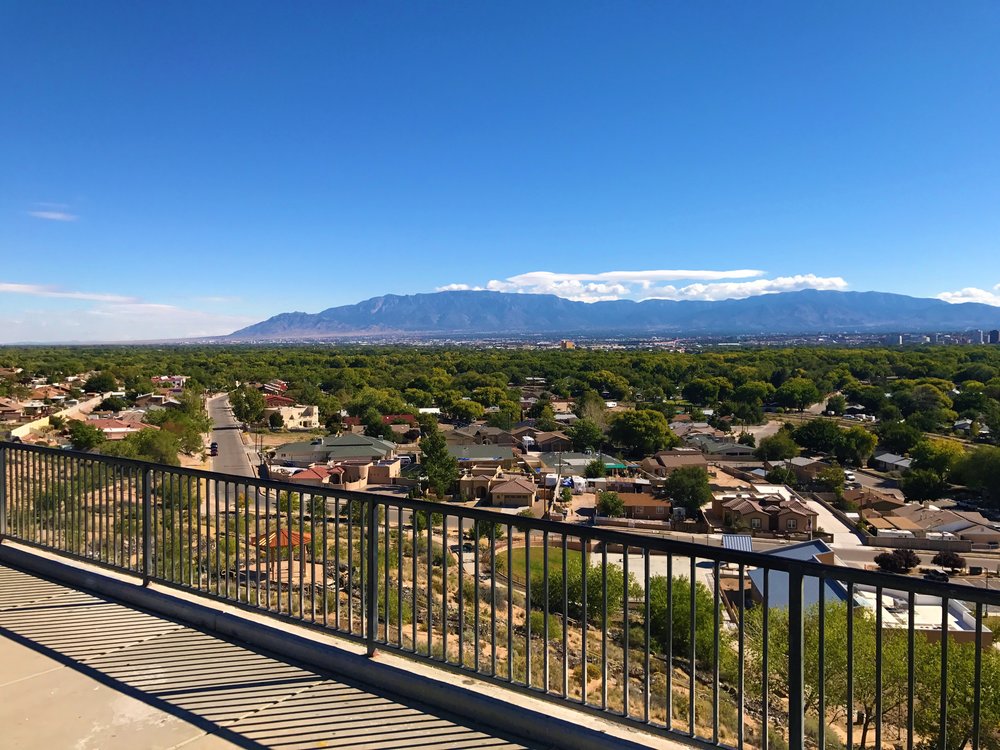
804;498;862;548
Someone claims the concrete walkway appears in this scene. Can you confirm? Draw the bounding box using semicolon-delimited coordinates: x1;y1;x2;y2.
0;564;531;750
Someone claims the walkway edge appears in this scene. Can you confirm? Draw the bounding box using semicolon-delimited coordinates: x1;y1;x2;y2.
0;544;660;750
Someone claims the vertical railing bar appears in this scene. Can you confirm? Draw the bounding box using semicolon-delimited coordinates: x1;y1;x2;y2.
762;568;769;750
973;601;983;750
507;526;513;681
397;502;403;646
712;559;720;743
666;553;673;728
644;547;651;724
907;590;915;750
366;497;378;655
581;538;588;706
623;545;630;717
441;514;448;663
601;544;608;710
737;563;745;749
818;576;826;750
939;597;949;750
562;533;569;699
875;584;883;750
787;569;804;750
411;507;418;651
489;528;496;674
526;530;532;686
427;511;433;657
846;580;854;750
543;530;550;693
472;518;480;669
459;516;466;666
334;496;341;627
298;485;305;620
142;468;152;585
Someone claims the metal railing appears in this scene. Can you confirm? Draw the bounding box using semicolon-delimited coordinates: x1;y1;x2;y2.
1;440;998;750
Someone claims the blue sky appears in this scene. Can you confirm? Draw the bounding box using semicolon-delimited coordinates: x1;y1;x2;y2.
2;2;999;342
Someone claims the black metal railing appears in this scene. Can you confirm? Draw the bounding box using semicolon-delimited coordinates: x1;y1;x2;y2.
1;441;998;750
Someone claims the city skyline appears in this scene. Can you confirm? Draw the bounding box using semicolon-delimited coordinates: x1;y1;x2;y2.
3;3;1000;341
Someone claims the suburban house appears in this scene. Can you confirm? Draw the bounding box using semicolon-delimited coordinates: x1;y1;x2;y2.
273;433;396;467
264;394;296;408
844;487;906;514
458;466;505;501
620;492;671;520
134;392;183;410
447;444;517;471
688;435;756;459
715;490;818;534
892;504;1000;544
525;431;573;452
150;375;189;390
749;540;845;607
872;452;913;472
446;426;516;447
488;476;537;508
84;419;159;441
0;398;24;421
266;404;320;430
639;449;708;477
537;452;626;477
367;458;403;485
774;456;826;483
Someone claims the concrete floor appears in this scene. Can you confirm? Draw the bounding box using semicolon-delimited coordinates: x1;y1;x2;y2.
0;564;532;750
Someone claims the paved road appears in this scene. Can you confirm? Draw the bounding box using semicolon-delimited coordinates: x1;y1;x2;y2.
207;394;256;478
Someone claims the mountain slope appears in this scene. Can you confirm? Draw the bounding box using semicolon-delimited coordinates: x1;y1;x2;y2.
228;290;1000;338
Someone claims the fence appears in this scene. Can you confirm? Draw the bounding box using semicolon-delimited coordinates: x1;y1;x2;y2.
1;441;998;750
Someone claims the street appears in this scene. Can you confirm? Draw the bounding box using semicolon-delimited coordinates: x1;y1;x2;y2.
207;394;257;478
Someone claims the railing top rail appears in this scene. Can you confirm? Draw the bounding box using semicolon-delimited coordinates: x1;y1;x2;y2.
3;439;1000;605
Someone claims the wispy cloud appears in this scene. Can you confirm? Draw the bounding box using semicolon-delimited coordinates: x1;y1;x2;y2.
437;268;844;303
937;283;1000;306
27;210;78;222
0;282;137;303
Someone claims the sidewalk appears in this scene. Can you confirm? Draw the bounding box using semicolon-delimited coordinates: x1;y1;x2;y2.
0;564;531;750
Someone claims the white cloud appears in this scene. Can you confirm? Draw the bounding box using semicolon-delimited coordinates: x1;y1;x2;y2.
436;283;484;292
438;269;845;303
649;274;849;301
937;284;1000;306
0;282;137;303
27;210;78;222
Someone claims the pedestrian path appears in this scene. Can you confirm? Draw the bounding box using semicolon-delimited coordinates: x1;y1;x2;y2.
0;564;532;750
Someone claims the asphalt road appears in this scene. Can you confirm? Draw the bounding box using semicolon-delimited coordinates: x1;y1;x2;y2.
207;394;256;478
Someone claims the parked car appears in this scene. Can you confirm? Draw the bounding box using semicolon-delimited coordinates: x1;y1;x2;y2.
923;570;949;583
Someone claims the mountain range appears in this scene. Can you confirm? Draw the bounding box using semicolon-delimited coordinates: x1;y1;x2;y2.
228;290;1000;339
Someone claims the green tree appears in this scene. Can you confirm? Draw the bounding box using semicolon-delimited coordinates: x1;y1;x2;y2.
268;411;284;430
83;372;117;393
874;548;919;573
816;464;846;493
68;420;105;451
793;419;843;453
608;409;678;456
876;421;924;455
419;427;458;498
834;425;878;466
648;576;721;668
774;377;821;411
446;399;484;423
765;465;797;486
230;385;265;425
568;418;604;452
96;395;129;412
584;458;607;478
825;394;847;415
755;430;800;461
901;468;947;501
910;438;965;477
595;490;624;517
664;465;712;514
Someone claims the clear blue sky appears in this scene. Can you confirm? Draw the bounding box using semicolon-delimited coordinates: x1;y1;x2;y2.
2;2;999;341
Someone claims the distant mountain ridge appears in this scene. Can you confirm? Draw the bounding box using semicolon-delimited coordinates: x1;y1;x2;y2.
228;290;1000;338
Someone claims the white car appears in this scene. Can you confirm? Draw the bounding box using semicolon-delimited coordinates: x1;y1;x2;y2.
844;471;856;482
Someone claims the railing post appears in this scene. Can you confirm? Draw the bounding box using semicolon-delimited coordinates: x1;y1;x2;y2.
0;445;7;539
787;568;805;750
142;468;152;585
366;496;379;656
